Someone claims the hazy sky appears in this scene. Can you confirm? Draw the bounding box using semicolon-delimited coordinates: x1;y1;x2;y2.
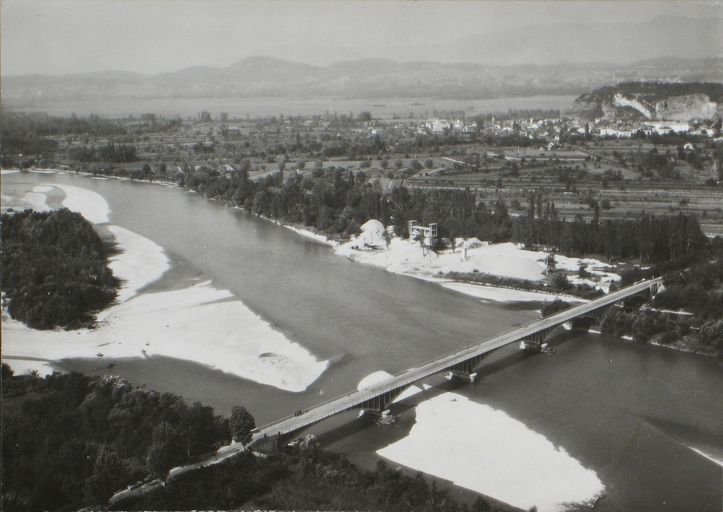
2;0;721;75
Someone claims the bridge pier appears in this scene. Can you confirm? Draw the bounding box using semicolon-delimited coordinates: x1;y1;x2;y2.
444;354;485;383
446;370;477;383
519;327;555;351
359;408;396;424
570;304;611;332
353;386;407;420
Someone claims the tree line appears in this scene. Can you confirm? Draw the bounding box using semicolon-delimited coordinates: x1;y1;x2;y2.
0;113;127;166
179;165;707;264
67;142;139;163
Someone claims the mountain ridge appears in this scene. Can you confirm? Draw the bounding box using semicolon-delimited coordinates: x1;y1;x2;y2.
4;55;722;105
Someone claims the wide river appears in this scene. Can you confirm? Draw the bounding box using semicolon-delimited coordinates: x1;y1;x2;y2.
2;172;721;511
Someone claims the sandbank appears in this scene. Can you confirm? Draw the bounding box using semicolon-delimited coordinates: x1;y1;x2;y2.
377;391;604;512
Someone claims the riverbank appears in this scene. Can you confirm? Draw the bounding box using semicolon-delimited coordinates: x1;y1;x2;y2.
5;167;618;306
599;330;720;358
253;215;616;305
334;234;617;304
1;180;328;391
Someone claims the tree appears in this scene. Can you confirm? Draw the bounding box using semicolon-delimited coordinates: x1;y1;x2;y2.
632;312;658;343
83;450;127;507
229;406;255;444
578;262;590;278
551;273;571;290
1;362;14;381
545;252;557;273
148;422;184;479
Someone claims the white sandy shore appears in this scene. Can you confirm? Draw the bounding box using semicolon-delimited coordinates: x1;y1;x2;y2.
283;224;338;246
255;214;338;247
106;225;170;303
439;281;587;304
2;184;328;392
334;235;617;303
378;391;604;512
23;185;54;212
49;183;110;223
1;168;67;175
337;239;547;282
2;358;55;377
688;447;723;468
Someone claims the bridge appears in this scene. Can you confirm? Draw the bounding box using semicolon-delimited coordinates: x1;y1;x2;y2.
247;277;662;451
110;277;661;504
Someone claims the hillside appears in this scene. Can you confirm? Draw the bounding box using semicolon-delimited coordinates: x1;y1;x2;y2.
225;16;722;68
4;55;723;108
571;81;723;121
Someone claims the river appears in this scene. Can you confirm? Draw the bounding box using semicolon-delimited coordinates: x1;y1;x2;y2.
2;171;721;511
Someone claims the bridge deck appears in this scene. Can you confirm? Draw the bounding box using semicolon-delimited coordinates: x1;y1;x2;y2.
250;278;661;445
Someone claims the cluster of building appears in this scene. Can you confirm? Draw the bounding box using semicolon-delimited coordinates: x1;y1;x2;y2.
415;114;721;141
595;119;719;138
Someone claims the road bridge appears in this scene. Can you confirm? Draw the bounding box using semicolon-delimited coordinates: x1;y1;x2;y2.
248;277;662;450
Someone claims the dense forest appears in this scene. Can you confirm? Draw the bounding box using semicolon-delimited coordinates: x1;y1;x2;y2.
1;209;119;329
0;367;232;511
179;165;707;264
1;367;502;512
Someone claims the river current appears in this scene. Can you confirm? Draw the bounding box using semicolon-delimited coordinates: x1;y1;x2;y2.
2;172;721;511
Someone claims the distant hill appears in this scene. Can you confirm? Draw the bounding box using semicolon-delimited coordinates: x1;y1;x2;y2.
3;55;723;108
571;81;723;121
443;16;722;66
266;16;722;66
